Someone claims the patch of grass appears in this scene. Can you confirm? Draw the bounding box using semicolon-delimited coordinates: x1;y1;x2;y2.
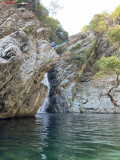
70;43;81;51
22;27;30;36
70;51;87;67
79;107;83;113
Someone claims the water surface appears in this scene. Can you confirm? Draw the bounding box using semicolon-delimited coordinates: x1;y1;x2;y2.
0;113;120;160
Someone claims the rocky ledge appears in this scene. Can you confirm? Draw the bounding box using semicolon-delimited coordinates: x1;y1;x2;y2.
0;3;59;118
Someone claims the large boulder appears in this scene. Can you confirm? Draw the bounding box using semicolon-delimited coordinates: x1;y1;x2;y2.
0;5;59;118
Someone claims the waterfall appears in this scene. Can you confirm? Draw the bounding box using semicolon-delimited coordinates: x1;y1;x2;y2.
38;73;50;113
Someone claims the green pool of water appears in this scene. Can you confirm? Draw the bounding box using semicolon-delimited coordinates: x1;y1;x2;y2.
0;113;120;160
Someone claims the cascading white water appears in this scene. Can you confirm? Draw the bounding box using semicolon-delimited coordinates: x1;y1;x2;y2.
38;73;50;113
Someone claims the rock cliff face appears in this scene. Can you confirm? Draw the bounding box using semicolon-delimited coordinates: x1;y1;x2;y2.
0;3;59;118
48;32;120;113
1;2;120;117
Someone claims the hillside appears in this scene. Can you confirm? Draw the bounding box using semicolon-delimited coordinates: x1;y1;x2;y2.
47;5;120;113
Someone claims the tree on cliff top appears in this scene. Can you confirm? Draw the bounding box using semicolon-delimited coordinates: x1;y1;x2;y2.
107;25;120;48
81;25;90;33
90;13;108;35
48;0;63;16
95;56;120;107
110;5;120;23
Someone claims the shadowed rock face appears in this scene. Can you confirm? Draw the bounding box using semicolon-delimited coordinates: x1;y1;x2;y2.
0;3;59;118
48;32;120;114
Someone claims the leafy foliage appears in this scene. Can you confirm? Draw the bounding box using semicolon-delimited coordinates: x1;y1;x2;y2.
70;43;81;51
48;0;63;16
94;56;120;107
107;25;120;48
90;13;108;35
56;46;64;54
97;21;108;33
95;56;120;77
22;27;30;35
110;5;120;22
81;25;90;33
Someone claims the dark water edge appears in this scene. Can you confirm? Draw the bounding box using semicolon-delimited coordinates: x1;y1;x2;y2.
0;113;120;160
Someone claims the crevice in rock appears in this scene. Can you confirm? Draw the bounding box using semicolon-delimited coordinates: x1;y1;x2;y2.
0;74;15;92
47;69;69;113
34;80;37;84
1;50;16;59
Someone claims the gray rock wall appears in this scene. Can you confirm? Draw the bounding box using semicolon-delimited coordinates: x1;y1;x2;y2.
48;32;120;113
0;5;59;118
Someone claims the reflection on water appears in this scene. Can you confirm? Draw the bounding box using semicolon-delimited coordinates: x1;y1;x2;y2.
0;113;120;160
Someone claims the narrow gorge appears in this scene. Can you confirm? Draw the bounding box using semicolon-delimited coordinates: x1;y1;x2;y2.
40;31;120;114
1;1;120;160
1;1;120;119
47;32;120;114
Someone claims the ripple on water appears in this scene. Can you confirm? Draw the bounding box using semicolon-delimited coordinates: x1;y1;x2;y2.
0;113;120;160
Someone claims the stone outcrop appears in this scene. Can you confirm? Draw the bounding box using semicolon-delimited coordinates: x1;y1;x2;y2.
48;32;120;113
1;1;120;117
0;3;59;118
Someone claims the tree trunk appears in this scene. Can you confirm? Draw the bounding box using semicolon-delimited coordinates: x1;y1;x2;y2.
107;74;119;107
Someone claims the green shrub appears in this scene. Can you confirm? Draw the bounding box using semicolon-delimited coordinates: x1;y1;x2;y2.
110;5;120;22
89;39;96;52
22;27;30;35
71;52;87;67
90;13;108;35
70;43;81;51
107;25;120;48
81;25;90;33
87;56;94;65
79;107;83;113
97;21;108;33
93;61;100;74
94;56;120;77
56;47;64;54
93;56;120;107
